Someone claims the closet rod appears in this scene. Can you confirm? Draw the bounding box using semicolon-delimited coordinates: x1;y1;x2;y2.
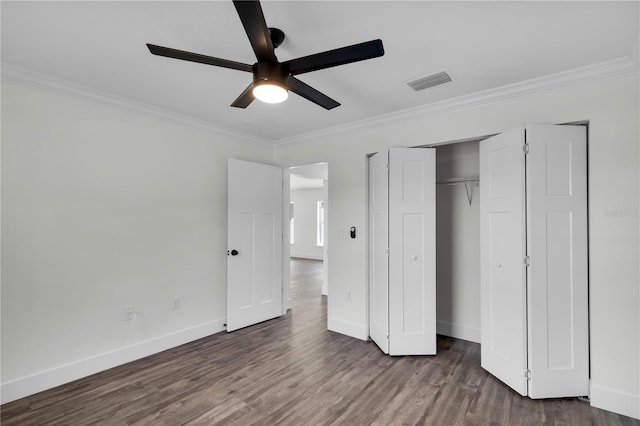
436;177;479;207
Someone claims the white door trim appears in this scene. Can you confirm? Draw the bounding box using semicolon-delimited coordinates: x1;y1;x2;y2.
282;168;291;313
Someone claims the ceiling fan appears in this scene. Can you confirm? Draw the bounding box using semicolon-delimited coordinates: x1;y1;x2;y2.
146;0;384;110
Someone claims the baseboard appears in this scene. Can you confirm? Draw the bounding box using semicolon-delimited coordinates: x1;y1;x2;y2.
0;318;226;404
328;317;368;341
290;253;323;261
436;320;481;343
590;384;640;420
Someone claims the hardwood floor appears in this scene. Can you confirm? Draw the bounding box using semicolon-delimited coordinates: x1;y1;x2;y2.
2;258;638;425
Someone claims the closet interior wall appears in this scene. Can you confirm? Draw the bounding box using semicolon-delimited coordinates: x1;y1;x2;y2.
435;140;481;343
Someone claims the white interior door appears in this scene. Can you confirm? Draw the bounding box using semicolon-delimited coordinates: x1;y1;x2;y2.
227;159;283;332
480;128;528;396
526;125;589;398
369;151;390;354
388;148;436;355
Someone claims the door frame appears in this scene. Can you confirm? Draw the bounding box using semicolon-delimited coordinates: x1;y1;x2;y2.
282;169;291;313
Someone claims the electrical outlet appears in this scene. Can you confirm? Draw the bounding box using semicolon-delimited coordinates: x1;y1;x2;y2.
172;297;181;310
122;306;134;322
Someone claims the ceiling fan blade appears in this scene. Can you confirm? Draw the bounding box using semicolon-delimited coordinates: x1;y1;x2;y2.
147;44;253;72
283;39;384;76
232;0;277;63
288;77;340;110
231;83;256;108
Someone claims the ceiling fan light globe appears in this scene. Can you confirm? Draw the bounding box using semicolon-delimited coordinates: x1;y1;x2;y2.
253;82;288;104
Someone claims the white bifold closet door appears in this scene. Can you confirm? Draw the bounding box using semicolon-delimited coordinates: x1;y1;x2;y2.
369;148;436;356
227;159;283;332
526;125;589;398
480;125;588;399
479;127;528;395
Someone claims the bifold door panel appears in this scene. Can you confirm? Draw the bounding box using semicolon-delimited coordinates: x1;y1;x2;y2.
525;125;589;398
479;127;528;396
388;148;436;355
480;125;588;399
369;151;390;354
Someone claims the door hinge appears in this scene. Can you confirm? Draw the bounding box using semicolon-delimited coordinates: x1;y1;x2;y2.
386;247;390;256
386;163;390;169
386;334;390;340
525;369;532;380
524;256;530;267
523;143;530;154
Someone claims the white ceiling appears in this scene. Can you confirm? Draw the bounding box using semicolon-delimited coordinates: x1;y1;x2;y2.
2;1;638;143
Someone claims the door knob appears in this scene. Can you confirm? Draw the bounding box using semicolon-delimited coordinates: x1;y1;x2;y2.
231;249;239;256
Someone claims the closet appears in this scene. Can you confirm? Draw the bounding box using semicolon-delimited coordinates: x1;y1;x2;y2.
368;124;589;399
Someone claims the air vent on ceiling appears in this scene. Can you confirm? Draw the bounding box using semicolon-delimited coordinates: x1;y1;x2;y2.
407;71;452;91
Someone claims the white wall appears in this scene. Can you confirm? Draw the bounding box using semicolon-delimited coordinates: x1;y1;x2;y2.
290;188;324;260
435;141;480;343
274;74;639;419
0;81;273;402
1;72;638;419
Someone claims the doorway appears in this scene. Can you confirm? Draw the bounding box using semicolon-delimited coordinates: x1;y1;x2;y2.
287;163;329;312
434;139;482;343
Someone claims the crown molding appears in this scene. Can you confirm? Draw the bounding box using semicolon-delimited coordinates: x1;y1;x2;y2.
1;63;272;148
274;56;639;147
3;56;637;150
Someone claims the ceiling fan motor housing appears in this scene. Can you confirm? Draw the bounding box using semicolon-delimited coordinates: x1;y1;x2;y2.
253;62;288;89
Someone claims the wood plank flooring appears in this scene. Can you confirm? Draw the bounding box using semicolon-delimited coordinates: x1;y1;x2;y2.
2;258;638;425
